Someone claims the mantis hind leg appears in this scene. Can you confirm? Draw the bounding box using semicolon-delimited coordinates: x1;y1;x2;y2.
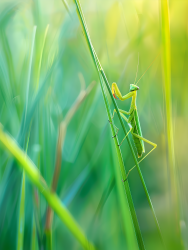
123;133;157;182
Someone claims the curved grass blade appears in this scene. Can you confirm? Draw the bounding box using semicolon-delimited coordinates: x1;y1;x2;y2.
0;125;96;250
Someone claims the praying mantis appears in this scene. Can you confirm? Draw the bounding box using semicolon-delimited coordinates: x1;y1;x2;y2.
110;58;158;181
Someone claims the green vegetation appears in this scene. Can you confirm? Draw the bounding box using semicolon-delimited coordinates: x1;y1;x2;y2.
0;0;187;249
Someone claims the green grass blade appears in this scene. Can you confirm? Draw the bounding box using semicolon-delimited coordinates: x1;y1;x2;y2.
72;0;144;248
72;0;164;247
110;124;143;249
0;125;96;250
31;214;38;250
160;0;181;245
111;140;138;250
25;26;37;122
16;172;25;250
45;229;52;250
0;2;20;100
103;64;164;247
100;71;163;243
94;176;115;218
36;24;49;90
17;25;37;249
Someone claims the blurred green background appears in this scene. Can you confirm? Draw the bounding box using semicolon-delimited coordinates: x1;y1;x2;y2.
0;0;188;249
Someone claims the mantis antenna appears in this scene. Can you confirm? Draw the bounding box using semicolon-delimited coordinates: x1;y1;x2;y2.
133;53;139;85
135;52;160;86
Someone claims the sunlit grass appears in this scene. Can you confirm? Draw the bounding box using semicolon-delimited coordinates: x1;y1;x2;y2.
0;124;95;250
160;0;182;248
0;0;187;249
73;0;164;248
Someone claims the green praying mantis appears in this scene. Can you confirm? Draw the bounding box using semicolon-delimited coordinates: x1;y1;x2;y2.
110;57;158;181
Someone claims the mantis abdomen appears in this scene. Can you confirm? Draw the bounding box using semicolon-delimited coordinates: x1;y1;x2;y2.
130;109;145;158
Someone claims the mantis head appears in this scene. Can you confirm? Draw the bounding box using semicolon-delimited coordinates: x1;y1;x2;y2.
130;84;139;92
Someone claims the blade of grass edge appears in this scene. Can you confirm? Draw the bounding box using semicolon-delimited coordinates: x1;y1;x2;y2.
17;26;37;250
72;0;163;246
160;0;182;246
16;172;25;250
111;139;138;250
72;0;144;249
0;125;96;250
31;214;38;250
100;70;163;244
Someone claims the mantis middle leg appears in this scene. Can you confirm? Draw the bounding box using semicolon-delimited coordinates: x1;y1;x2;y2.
111;109;132;146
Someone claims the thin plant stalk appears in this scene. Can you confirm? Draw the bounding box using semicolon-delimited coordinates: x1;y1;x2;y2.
73;0;163;246
36;24;49;90
17;26;37;250
73;0;145;248
16;172;25;250
0;125;96;250
111;140;138;250
31;215;37;250
44;81;95;248
160;0;181;244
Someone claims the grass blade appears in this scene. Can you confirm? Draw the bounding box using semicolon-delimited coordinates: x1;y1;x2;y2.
72;0;144;248
16;172;25;250
72;0;164;247
100;70;163;243
31;214;38;250
111;140;138;250
25;26;37;124
94;176;115;218
36;24;49;90
160;0;181;246
44;229;52;250
17;25;37;250
44;81;95;248
0;125;96;250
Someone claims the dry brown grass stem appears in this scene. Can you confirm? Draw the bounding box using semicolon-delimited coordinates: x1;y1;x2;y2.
45;79;96;230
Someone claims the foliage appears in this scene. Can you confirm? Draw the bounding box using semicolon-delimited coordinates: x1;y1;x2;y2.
0;0;187;249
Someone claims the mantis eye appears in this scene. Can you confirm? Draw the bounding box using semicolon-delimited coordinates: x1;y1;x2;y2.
130;84;139;92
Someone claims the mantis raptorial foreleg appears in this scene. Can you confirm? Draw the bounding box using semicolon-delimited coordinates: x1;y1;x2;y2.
123;133;157;181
